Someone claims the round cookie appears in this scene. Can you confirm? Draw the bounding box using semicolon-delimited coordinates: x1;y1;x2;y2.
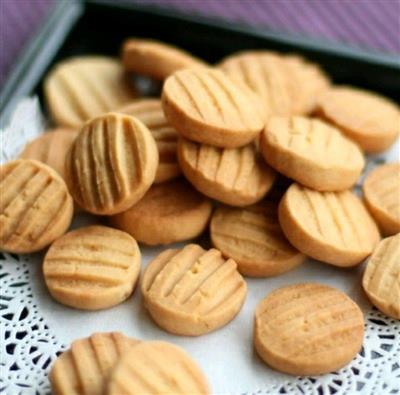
362;234;400;319
363;163;400;236
279;183;380;267
254;283;364;376
141;244;247;336
261;116;365;191
118;99;180;183
43;226;141;310
0;159;73;253
110;179;213;245
317;86;400;153
162;67;265;148
50;332;139;395
107;341;209;395
44;56;134;128
210;203;305;277
178;137;276;206
122;38;206;80
66;112;158;215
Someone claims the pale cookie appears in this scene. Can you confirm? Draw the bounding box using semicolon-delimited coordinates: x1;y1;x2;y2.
362;234;400;319
317;86;400;153
108;341;210;395
118;99;180;183
110;179;213;245
178;137;276;206
44;56;134;127
261;116;365;191
50;332;139;395
363;163;400;236
141;244;247;336
122;38;206;80
162;67;265;148
66;112;158;215
210;203;305;277
279;183;380;267
254;283;364;375
0;159;73;253
43;226;141;310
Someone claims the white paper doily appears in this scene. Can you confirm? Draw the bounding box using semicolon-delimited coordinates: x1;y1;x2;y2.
0;98;399;395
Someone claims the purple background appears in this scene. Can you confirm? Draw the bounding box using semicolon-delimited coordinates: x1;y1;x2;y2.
1;0;399;88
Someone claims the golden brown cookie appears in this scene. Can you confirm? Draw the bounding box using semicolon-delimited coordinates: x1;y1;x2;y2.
362;234;400;319
110;179;212;245
107;341;210;395
43;226;141;310
0;159;73;253
254;283;364;376
66;112;158;215
44;56;134;128
117;99;180;183
261;116;365;191
363;163;400;236
210;203;305;277
122;38;206;80
141;244;247;336
162;67;265;148
50;332;139;395
279;183;380;266
178;137;276;206
317;86;400;153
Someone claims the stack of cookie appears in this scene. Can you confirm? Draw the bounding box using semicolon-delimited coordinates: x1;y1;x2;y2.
0;38;399;392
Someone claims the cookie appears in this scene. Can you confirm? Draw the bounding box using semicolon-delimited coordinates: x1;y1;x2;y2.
279;183;380;266
44;56;134;128
43;226;141;310
122;38;206;80
141;244;247;336
118;99;180;183
261;116;365;191
254;283;364;375
65;112;158;215
210;203;305;277
107;341;209;395
363;163;400;236
178;137;276;206
19;128;78;182
317;86;400;153
162;67;265;148
50;332;139;395
110;179;213;245
0;159;73;253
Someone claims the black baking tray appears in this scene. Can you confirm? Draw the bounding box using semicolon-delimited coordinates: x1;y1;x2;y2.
1;0;399;126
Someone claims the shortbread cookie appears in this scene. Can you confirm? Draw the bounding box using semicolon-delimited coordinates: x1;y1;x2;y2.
162;68;265;148
210;203;305;277
254;283;364;375
0;159;73;253
44;56;134;127
43;226;141;310
108;341;209;394
118;99;180;183
66;112;158;215
363;163;400;236
50;332;139;395
362;234;400;319
178;138;276;206
110;179;212;245
141;244;247;335
279;183;380;266
19;129;78;181
261;116;365;191
317;86;400;152
122;38;206;80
